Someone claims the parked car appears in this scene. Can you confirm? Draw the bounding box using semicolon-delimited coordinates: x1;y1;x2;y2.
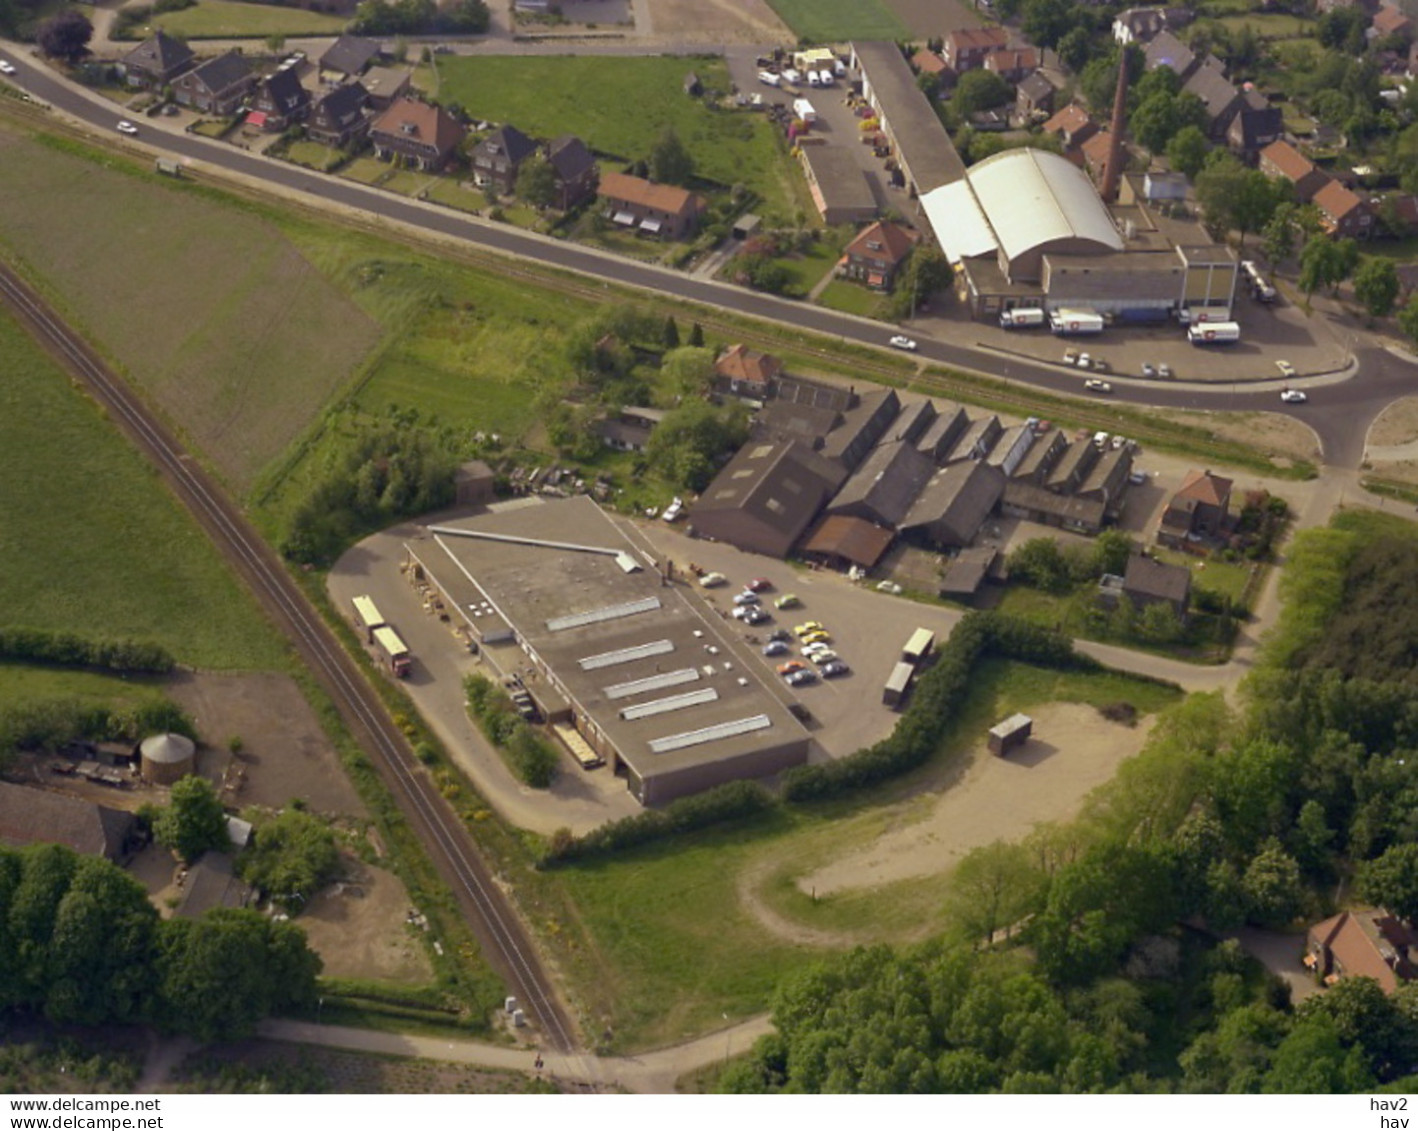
733;591;760;606
1158;364;1173;378
1280;388;1308;403
768;628;793;643
889;334;918;351
786;669;817;686
116;120;139;135
1276;360;1297;378
699;572;727;588
774;593;801;609
1077;352;1091;369
758;70;781;86
662;497;684;521
1141;363;1157;378
0;60;16;75
875;580;903;594
776;660;807;675
1084;378;1112;393
762;640;789;656
745;577;773;592
809;649;839;665
793;621;825;636
820;660;850;677
1063;349;1079;365
800;629;831;646
742;607;769;625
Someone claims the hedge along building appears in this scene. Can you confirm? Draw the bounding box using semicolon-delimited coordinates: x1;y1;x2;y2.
421;497;809;806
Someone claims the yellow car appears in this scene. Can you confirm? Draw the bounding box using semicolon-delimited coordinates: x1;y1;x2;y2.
774;593;801;609
793;621;825;637
800;630;832;646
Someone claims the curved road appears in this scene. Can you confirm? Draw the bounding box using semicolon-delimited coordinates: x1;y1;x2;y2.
2;46;1412;467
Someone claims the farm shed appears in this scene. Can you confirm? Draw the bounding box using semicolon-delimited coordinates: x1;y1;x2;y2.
988;713;1032;756
140;731;196;785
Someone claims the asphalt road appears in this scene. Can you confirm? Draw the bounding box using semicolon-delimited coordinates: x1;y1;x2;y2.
1;46;1413;467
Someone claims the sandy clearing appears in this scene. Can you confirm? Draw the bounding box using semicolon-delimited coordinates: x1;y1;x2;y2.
799;703;1154;897
298;856;434;983
1367;397;1418;449
643;0;790;41
1161;408;1320;464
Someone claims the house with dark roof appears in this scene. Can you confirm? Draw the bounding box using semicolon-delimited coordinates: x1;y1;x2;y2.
826;440;936;529
249;65;310;131
758;400;843;449
1182;60;1243;140
984;47;1038;84
1042;103;1098;149
175;852;252;919
320;34;380;79
473;124;538;195
821;388;901;470
800;514;896;569
171;51;254;115
899;461;1005;548
1122;553;1191;618
546;135;598;210
1227;90;1283;160
1159;468;1232;546
942;26;1010;72
715;343;783;398
599;171;705;240
595;406;665;452
1259;140;1331;203
940;546;1001;599
1016;71;1056;117
370;98;466;171
1143;30;1198;80
122;31;194;89
307;81;369;147
691;439;846;558
842;220;920;290
0;781;138;862
1308;908;1416;994
1011;429;1067;483
1314;179;1374;238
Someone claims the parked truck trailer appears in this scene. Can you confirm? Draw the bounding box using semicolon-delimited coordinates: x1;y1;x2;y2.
1049;309;1104;336
1187;321;1241;345
1000;308;1046;329
373;625;412;678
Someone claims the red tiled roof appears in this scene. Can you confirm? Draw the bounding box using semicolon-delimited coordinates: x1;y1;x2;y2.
1081;129;1114;168
1374;4;1412;34
844;219;920;265
1310;909;1416;994
949;26;1010;51
801;514;895;568
1260;139;1318;182
370;97;465;156
1174;468;1232;507
1315;178;1367;221
986;47;1038;72
912;48;947;75
598;171;701;217
1044;103;1092;135
714;343;782;387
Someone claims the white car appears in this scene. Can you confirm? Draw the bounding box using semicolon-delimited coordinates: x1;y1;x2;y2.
889;335;917;351
0;60;16;75
757;70;781;86
1276;360;1297;378
1084;378;1112;394
116;120;139;135
1077;352;1091;369
1280;388;1308;404
699;571;728;588
875;580;903;594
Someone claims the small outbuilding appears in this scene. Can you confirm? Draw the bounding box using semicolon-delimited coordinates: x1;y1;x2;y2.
140;732;196;785
988;713;1033;756
454;459;497;506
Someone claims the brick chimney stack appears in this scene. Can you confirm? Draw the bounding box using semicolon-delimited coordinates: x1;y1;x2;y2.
1100;52;1130;204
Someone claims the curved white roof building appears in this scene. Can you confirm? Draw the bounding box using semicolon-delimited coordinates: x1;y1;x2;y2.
921;148;1123;283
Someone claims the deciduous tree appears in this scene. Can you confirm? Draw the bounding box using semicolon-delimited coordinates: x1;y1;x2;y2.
152;776;229;864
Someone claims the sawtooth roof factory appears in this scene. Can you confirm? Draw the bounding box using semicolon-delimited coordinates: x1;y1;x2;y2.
420;497;809;806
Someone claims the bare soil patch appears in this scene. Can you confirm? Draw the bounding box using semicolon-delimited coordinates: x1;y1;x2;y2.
1365;457;1418;487
296;855;433;983
164;671;367;818
1163;408;1320;463
1367;397;1418;448
883;0;983;36
644;0;790;41
799;703;1154;896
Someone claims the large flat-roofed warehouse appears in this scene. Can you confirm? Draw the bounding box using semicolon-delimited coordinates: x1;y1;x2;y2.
798;145;878;225
851;41;966;197
427;497;810;806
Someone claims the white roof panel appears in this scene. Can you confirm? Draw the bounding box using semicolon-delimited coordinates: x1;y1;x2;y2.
966;148;1123;263
920;179;997;263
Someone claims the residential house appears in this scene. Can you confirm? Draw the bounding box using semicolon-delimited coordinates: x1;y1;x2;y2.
360;65;412;111
984;47;1038;84
691;439;846;558
1016;72;1056;117
598;171;705;240
912;48;947;77
472;124;538;195
1158;468;1232;546
175;852;252;919
1182;60;1243;141
1080;130;1116;185
1259;140;1332;203
942;26;1010;73
1122;553;1191;618
122;31;194;89
595;406;666;452
0;781;138;862
1144;30;1198;80
171;51;255;115
715;343;783;398
319;34;380;79
249;65;310;131
1226;90;1283;160
1373;3;1414;40
1308;908;1417;993
546;135;598;210
307;81;369;147
369;98;466;171
1042;103;1098;150
842;220;920;290
1314;179;1374;238
883;397;937;446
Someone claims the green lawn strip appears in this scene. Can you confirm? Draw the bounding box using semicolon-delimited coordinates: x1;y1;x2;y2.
0;663;168;712
0;308;287;671
282;140;345;172
760;0;906;41
1210;12;1310;37
340;156;395;186
434;56;800;221
816;278;889;319
772;233;847;298
423;177;483;214
1148;546;1258;604
135;0;348;38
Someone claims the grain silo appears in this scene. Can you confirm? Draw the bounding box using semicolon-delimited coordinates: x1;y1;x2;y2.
139;732;196;785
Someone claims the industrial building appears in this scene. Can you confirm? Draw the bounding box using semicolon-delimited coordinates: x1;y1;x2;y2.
850;41;966;198
420;497;810;806
798;145;878;226
690;439;845;558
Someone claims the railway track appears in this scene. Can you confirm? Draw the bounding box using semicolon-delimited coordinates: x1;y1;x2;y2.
0;261;590;1070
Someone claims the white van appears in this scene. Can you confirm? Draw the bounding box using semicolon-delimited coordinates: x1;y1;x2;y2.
807;69;821;86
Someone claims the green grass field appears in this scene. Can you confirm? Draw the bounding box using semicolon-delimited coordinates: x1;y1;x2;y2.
138;0;348;38
816;278;889;319
0;129;381;494
0;664;168;712
761;0;907;41
433;56;804;221
0;307;287;670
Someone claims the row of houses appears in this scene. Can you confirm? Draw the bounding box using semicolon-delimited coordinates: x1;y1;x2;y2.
1259;139;1376;238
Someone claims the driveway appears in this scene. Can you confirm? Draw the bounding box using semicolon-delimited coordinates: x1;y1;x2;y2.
1232;927;1320;1004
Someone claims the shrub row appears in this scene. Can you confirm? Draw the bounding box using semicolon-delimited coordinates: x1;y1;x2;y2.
0;695;195;760
0;627;175;674
781;612;1097;803
540;780;774;867
464;673;558;788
